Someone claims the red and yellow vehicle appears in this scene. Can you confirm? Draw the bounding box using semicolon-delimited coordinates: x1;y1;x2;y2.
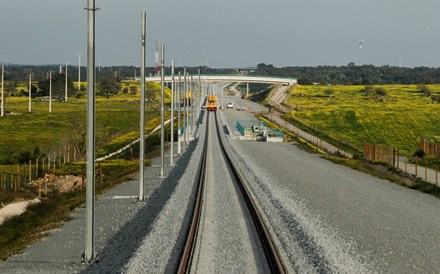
207;95;217;111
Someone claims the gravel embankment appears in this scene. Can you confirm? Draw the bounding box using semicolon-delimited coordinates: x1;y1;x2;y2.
218;104;440;273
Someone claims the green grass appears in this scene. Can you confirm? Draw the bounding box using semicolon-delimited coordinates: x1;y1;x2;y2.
284;84;440;155
0;81;170;164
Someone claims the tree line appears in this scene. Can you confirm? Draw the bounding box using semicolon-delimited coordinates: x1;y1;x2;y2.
3;63;440;92
252;63;440;85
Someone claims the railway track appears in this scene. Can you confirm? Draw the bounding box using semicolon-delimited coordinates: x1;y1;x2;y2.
178;111;286;273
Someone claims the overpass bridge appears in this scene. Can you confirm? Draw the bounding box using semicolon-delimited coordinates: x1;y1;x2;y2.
143;74;297;85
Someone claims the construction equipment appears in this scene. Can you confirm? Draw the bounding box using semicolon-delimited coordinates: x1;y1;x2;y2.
207;95;217;111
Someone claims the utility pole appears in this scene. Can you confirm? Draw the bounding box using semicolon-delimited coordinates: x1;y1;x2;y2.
47;70;54;113
77;53;83;90
139;11;147;201
26;73;32;112
84;0;97;262
183;68;187;150
160;44;165;178
1;62;4;117
65;62;69;102
170;59;175;165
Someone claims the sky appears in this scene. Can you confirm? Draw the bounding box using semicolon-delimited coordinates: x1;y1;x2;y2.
1;0;439;68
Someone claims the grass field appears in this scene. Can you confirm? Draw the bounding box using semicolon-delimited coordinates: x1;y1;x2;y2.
284;84;440;155
0;81;167;164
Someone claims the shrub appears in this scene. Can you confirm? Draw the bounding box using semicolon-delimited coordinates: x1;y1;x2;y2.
324;88;334;95
375;87;387;96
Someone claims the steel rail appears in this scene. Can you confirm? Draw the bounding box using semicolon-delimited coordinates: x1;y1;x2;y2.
178;111;286;273
177;111;210;274
214;112;287;274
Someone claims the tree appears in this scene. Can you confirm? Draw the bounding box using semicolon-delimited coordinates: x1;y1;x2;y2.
417;83;431;97
145;85;156;101
38;73;75;98
129;86;138;94
97;77;121;96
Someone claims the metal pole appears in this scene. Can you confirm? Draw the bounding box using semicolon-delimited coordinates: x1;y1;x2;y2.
246;82;249;99
198;69;201;124
1;63;4;117
183;68;187;150
49;71;52;113
139;11;146;201
78;53;82;90
65;62;68;102
28;74;32;112
84;0;96;261
186;72;190;145
160;44;165;178
177;71;181;155
191;76;194;133
170;59;175;165
222;78;225;109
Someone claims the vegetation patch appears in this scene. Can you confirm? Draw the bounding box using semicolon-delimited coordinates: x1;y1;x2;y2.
283;84;440;156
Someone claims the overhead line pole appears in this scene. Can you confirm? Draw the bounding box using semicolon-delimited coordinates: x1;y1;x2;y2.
177;71;182;155
65;62;69;102
170;60;175;165
160;44;165;178
84;0;97;262
186;72;190;145
1;63;4;117
183;68;187;151
139;11;147;201
27;74;32;112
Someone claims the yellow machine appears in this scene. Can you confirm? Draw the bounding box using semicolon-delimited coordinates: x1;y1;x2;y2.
207;95;217;111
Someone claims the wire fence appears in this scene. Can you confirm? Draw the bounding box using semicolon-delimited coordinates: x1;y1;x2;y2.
264;114;353;159
0;145;79;193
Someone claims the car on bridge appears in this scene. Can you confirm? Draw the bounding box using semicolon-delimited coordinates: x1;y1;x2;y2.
227;102;234;109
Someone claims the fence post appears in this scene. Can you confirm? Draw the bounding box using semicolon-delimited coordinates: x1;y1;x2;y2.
58;148;61;167
436;165;438;185
23;163;27;185
405;156;407;173
29;160;32;183
415;158;418;176
425;159;428;181
99;163;103;185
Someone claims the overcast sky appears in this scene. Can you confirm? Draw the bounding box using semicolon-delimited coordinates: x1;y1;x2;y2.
1;0;439;68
